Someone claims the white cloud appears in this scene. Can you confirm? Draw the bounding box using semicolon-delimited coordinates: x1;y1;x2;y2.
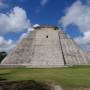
0;28;34;52
28;28;34;32
41;0;48;6
0;27;35;52
33;24;40;28
60;0;90;51
75;31;90;45
0;36;16;52
0;6;30;34
0;0;7;8
18;27;34;44
19;33;28;42
60;0;90;32
0;6;32;52
0;2;5;7
0;6;40;52
18;24;40;44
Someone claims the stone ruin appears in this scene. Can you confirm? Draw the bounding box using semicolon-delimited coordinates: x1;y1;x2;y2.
1;25;90;67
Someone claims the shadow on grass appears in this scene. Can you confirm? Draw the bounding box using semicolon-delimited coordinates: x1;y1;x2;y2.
0;72;12;81
0;80;52;90
0;77;6;81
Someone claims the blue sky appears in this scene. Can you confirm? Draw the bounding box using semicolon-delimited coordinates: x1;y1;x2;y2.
0;0;90;52
1;0;75;25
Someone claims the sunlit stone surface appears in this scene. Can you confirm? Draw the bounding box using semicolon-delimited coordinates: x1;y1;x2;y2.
1;26;90;67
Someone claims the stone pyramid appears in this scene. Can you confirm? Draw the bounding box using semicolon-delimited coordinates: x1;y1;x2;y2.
1;25;90;67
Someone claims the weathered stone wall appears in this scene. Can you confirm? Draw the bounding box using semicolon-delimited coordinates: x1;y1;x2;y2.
1;30;37;64
29;28;64;67
1;27;64;67
1;26;90;67
58;30;90;65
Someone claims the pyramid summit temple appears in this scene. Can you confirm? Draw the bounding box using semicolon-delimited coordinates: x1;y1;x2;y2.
1;25;90;67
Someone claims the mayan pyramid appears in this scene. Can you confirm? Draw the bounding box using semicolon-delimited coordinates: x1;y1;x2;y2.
1;25;90;67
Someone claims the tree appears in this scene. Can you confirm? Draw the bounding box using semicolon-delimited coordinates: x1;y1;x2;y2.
0;52;7;63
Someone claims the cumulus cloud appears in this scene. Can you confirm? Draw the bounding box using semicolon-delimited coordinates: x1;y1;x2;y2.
0;28;34;52
18;24;39;43
0;26;35;52
60;0;90;51
17;27;34;45
0;36;16;52
0;0;7;8
0;2;5;7
60;0;90;32
33;24;40;28
75;31;90;45
41;0;48;6
0;6;30;34
0;6;32;52
0;5;40;52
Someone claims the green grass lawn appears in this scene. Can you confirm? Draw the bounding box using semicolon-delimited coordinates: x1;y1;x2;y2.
0;66;90;88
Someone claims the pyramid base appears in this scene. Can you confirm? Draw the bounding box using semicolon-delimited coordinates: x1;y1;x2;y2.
0;64;90;68
0;64;69;68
